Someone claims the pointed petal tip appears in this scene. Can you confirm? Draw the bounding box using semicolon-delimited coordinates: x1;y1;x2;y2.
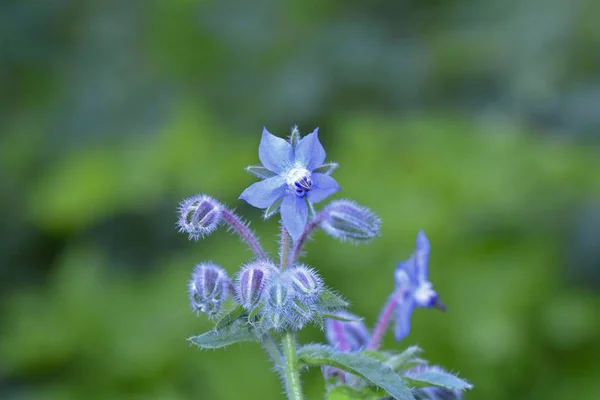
416;230;430;249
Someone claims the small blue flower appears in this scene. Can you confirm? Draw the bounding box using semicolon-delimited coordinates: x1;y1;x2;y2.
394;231;445;341
240;127;341;240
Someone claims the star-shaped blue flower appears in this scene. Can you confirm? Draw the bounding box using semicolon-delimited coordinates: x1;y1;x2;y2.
240;127;341;240
394;231;445;341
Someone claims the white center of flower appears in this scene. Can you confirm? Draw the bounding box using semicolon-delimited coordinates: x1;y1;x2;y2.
286;168;313;197
413;282;436;307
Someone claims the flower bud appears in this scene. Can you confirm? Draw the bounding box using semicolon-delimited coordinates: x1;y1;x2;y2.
263;276;297;330
235;261;277;311
325;311;370;352
177;194;222;240
285;266;323;302
320;200;381;243
189;263;230;317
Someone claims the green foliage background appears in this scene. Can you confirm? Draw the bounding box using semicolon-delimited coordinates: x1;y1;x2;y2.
1;0;600;399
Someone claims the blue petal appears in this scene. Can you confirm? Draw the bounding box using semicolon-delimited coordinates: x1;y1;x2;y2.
239;176;286;209
306;173;340;203
395;259;418;287
394;296;415;342
259;127;294;174
280;195;308;241
295;128;326;171
415;231;430;282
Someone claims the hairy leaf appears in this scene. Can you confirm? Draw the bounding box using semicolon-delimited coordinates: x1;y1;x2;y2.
298;344;414;400
404;370;472;391
215;305;246;331
386;346;424;372
188;319;257;349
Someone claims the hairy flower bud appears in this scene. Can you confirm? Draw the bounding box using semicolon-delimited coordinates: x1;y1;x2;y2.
325;311;370;352
320;200;381;243
263;276;297;330
189;263;230;317
285;265;323;302
235;261;277;311
177;194;222;240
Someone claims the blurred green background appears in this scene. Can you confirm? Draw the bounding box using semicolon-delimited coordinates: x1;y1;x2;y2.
2;0;600;399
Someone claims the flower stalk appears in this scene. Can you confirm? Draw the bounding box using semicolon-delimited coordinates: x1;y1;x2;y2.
221;208;267;260
279;226;304;400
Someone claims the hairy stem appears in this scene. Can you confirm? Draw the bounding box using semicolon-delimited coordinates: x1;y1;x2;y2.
282;332;303;400
262;334;283;367
368;289;404;350
221;208;267;260
279;227;304;400
280;225;291;269
290;210;327;264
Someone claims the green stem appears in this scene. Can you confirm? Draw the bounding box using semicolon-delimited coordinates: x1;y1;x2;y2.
282;332;304;400
279;226;303;400
280;225;291;270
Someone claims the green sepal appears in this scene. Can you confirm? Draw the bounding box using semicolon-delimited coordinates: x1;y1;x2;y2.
247;303;264;323
264;197;283;219
317;289;349;311
404;370;472;391
323;313;363;323
290;125;301;147
313;162;339;176
188;319;257;349
297;344;415;400
245;165;276;179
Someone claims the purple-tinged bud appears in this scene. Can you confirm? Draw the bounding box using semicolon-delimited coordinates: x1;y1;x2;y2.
285;265;323;302
263;276;297;330
189;263;230;317
235;261;277;311
177;194;222;240
320;200;381;243
325;311;370;352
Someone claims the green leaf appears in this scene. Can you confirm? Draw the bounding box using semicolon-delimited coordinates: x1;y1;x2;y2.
317;289;349;310
323;313;363;323
215;305;246;331
386;346;424;372
314;162;339;175
188;319;257;349
245;165;276;179
404;370;472;391
361;350;392;362
298;344;415;400
264;197;283;219
327;385;386;400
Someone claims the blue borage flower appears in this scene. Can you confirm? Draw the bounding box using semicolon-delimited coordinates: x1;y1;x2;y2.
240;127;341;240
394;231;446;341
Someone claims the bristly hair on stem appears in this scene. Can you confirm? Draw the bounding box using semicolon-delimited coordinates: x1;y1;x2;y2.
290;210;328;264
279;224;291;269
221;207;267;260
368;289;405;350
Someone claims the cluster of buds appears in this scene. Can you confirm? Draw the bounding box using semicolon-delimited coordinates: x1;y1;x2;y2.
176;127;469;399
236;261;325;331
